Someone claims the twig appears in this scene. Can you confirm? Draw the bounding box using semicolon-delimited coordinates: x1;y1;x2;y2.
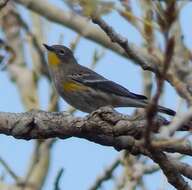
89;158;120;190
15;13;49;77
22;139;56;190
54;168;64;190
145;37;175;146
0;39;16;66
161;107;192;137
149;151;191;190
90;48;105;69
69;34;81;51
152;138;192;156
0;156;20;182
92;17;158;73
144;163;159;174
48;87;59;112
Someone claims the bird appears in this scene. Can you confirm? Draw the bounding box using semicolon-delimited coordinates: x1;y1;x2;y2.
43;44;175;116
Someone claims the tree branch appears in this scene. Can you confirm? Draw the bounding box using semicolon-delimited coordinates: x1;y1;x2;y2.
0;107;190;151
0;156;21;182
0;107;192;189
54;168;64;190
89;158;120;190
149;151;191;190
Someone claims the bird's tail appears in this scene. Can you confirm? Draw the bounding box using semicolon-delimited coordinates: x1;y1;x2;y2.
129;100;176;116
139;100;176;116
119;98;176;116
157;105;176;116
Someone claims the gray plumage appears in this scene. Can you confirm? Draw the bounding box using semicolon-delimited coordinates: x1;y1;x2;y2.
44;44;175;116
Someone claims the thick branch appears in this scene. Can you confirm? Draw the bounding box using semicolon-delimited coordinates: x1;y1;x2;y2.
0;108;144;145
0;107;191;153
89;158;120;190
0;108;192;189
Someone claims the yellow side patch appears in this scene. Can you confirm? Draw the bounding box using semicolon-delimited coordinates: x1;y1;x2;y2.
48;52;60;66
63;82;88;92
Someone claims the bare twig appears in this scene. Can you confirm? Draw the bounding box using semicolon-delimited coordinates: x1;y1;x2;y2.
0;39;16;66
1;6;39;110
15;13;49;77
152;137;192;156
145;37;175;146
90;48;105;69
54;168;64;190
69;34;81;51
89;158;120;190
23;139;55;190
48;87;59;112
0;157;20;182
149;151;191;190
161;107;192;137
92;16;158;73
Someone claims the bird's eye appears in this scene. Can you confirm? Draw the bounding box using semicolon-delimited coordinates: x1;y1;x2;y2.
59;49;65;55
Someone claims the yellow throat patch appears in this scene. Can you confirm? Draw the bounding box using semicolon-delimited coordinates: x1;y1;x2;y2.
63;82;88;92
48;52;60;66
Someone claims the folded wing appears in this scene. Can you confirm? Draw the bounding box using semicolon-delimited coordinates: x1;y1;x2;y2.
70;72;147;100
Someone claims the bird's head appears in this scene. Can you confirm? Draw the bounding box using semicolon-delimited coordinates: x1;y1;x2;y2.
43;44;75;67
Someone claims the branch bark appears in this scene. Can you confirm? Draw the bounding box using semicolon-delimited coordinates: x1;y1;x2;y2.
0;107;192;189
0;108;166;143
0;107;191;154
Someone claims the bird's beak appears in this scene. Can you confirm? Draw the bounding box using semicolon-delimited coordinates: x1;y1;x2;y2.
43;44;54;51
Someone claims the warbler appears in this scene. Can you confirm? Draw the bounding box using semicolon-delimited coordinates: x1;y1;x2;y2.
43;44;175;116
